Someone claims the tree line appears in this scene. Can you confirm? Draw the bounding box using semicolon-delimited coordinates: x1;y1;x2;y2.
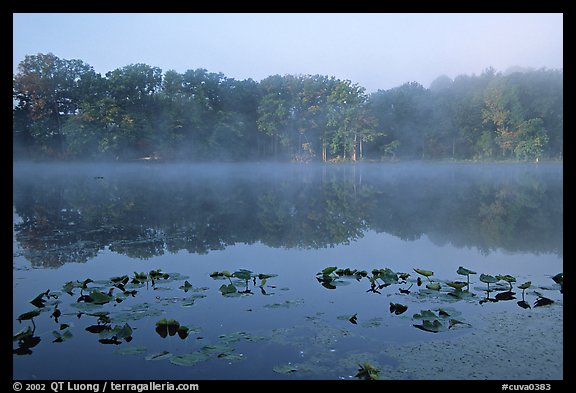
13;53;563;162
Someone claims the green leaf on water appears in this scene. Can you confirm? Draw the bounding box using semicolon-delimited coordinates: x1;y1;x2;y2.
145;351;172;361
413;268;434;277
389;303;408;315
518;281;532;290
116;323;133;339
480;274;498;284
155;319;180;338
88;290;113;305
273;364;299;374
319;266;338;276
181;294;207;307
177;326;190;340
114;346;147;356
457;266;477;276
169;352;210;367
52;330;73;343
426;283;441;291
13;326;34;341
413;319;445;333
233;270;252;281
219;284;237;296
179;281;193;292
446;281;467;290
264;299;304;309
412;310;439;320
355;362;380;380
30;291;48;308
17;310;40;321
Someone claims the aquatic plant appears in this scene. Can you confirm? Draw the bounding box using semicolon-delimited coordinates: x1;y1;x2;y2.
456;266;477;290
496;274;516;290
355;362;380;380
413;268;434;282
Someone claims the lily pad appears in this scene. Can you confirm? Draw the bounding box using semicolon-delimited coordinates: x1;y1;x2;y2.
413;268;434;277
518;281;532;290
13;326;34;341
319;266;338;276
114;346;147;356
355;362;380;380
413;319;446;333
264;299;304;309
232;269;252;281
446;281;467;290
273;364;299;374
389;303;408;315
52;330;73;343
170;352;210;367
181;294;207;307
145;351;173;361
219;284;238;296
17;310;40;321
457;266;477;276
479;274;498;284
426;283;441;291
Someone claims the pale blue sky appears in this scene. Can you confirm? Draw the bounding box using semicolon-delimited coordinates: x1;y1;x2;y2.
13;13;563;93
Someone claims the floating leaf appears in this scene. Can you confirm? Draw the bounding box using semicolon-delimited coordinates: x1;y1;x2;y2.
233;269;252;281
479;274;498;284
412;310;439;320
30;291;48;308
179;281;193;292
389;303;408;315
88;290;113;305
17;310;40;321
114;346;147;356
177;326;190;340
355;362;380;380
320;266;338;276
446;281;467;290
219;284;238;296
448;319;471;329
181;294;207;307
146;351;172;361
551;273;563;285
457;267;477;276
413;319;445;333
413;268;434;277
170;352;210;367
264;299;304;309
52;330;73;343
361;317;384;328
86;325;112;334
155;319;180;338
273;364;299;374
518;281;532;290
426;283;441;291
257;273;278;280
13;326;34;341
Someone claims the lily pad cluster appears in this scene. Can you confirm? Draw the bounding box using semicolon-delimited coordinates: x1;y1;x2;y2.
210;269;278;296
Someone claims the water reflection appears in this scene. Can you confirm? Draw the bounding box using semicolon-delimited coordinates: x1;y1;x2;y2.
13;163;562;268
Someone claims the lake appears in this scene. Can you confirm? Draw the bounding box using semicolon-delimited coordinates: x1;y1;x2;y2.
12;162;563;380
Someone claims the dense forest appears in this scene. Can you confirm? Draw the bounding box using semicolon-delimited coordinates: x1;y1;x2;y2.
13;53;563;162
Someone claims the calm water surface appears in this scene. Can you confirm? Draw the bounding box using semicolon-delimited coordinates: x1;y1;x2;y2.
12;162;563;380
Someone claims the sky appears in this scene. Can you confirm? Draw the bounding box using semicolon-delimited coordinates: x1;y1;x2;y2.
13;13;563;93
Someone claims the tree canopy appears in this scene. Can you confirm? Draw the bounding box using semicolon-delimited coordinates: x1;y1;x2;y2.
13;53;563;162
